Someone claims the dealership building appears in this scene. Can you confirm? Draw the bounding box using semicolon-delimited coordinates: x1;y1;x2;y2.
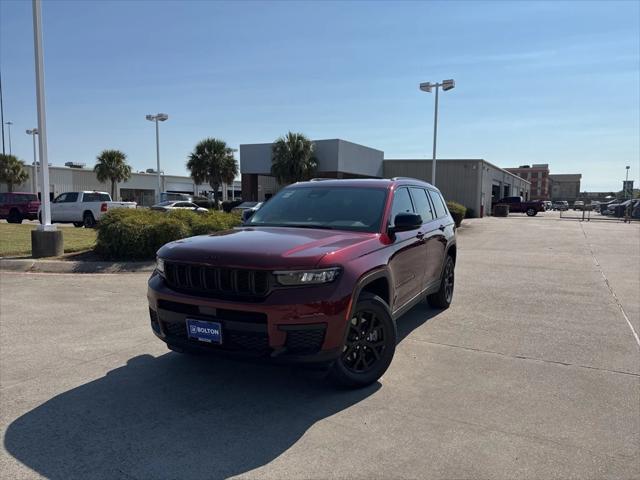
1;164;241;206
2;138;529;216
240;138;529;217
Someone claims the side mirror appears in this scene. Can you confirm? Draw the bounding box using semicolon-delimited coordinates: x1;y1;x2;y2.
390;213;422;233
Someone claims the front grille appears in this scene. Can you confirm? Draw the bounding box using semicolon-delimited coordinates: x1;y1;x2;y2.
161;319;270;354
164;262;271;300
284;327;326;354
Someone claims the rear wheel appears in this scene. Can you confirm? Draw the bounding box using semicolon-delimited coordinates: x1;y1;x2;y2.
83;212;96;228
526;208;537;216
329;293;396;388
427;255;455;309
7;209;22;224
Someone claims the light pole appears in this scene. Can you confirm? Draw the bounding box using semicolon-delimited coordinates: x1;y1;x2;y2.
5;121;13;155
26;128;38;194
146;113;168;203
625;165;631;199
419;79;455;187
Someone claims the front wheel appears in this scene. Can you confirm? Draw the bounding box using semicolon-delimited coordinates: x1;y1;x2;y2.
427;255;455;309
73;222;84;228
329;293;396;388
526;208;537;216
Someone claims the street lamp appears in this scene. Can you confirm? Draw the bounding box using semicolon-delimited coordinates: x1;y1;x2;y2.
26;128;39;194
5;121;13;155
419;78;455;187
146;113;169;203
625;165;631;199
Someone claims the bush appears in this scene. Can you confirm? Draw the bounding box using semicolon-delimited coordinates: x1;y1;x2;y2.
465;208;476;219
95;208;241;260
446;201;467;227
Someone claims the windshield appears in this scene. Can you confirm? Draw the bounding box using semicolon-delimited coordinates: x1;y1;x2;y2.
246;186;388;233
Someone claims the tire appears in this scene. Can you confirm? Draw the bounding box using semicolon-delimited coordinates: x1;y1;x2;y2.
83;212;96;228
7;209;22;224
73;222;84;228
427;255;455;309
526;208;537;216
328;293;396;388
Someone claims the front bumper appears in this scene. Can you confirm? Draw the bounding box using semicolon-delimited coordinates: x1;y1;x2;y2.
147;273;350;363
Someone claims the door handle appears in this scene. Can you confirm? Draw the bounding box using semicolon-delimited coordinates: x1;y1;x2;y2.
416;231;425;239
438;225;446;231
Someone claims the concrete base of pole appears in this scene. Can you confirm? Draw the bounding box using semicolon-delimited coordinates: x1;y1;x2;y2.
31;229;64;258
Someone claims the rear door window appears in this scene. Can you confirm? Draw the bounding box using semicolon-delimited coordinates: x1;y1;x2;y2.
409;188;435;222
427;190;448;219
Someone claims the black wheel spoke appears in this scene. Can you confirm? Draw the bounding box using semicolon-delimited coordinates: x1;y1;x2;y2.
342;308;388;374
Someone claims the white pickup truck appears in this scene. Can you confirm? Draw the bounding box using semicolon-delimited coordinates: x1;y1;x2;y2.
39;191;136;227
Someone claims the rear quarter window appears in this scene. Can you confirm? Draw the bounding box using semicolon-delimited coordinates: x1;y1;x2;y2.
428;190;448;219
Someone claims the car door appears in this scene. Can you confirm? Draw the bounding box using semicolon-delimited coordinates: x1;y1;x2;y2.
387;187;425;311
50;193;68;222
426;190;451;289
409;187;441;291
59;192;79;221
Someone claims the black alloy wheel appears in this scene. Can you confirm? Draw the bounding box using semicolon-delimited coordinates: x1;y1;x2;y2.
342;310;387;374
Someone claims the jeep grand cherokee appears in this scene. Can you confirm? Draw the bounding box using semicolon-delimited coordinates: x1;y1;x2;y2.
148;178;457;387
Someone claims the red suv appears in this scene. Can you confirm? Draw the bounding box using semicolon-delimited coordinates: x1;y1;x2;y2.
148;178;457;387
0;192;41;224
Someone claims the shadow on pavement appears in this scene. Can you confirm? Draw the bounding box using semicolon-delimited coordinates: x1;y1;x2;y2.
4;353;379;479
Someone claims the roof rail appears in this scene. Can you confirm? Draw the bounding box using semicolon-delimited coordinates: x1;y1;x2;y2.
309;178;332;182
390;176;418;181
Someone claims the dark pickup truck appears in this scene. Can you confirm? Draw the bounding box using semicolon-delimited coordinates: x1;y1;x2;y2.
494;196;544;216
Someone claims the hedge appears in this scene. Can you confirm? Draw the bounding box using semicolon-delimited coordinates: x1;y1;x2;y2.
95;208;241;260
446;201;467;227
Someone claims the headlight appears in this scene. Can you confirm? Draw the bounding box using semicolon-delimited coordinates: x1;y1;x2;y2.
156;257;165;275
274;267;341;286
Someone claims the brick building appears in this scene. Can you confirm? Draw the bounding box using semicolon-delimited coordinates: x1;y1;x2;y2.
505;164;550;200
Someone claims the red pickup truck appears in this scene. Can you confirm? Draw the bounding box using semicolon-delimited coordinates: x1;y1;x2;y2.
0;192;40;223
494;196;544;216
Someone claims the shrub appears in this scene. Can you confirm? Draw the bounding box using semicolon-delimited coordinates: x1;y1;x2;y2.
95;208;241;260
465;208;476;219
446;201;467;227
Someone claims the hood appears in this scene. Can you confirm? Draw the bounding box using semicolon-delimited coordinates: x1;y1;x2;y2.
157;226;381;269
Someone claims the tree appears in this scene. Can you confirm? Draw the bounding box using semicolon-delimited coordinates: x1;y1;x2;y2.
187;138;238;208
270;132;317;185
0;154;29;192
94;150;132;199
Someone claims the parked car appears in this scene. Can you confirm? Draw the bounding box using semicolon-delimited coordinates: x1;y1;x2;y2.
240;202;263;221
608;199;640;218
0;192;40;224
40;191;136;227
552;201;569;211
494;196;544;216
573;200;585;210
599;200;617;215
231;201;262;216
151;201;208;214
543;201;552;211
148;178;457;388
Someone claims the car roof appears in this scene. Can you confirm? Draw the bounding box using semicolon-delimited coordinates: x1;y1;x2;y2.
289;177;438;190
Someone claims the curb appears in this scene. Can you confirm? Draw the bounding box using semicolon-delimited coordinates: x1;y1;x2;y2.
0;258;155;274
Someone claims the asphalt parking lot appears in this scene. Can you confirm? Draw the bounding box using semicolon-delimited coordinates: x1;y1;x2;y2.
1;212;639;479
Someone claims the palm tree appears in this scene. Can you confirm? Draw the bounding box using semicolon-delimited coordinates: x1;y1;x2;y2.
94;150;132;199
0;154;29;192
187;138;238;208
270;132;317;185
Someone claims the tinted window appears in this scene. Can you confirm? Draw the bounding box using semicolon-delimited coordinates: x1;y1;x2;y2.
248;186;388;233
428;190;448;218
390;188;414;221
83;193;110;202
0;194;5;203
62;192;79;203
54;193;68;203
410;188;434;222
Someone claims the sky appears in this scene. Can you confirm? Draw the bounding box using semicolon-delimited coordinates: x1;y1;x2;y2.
0;0;638;192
